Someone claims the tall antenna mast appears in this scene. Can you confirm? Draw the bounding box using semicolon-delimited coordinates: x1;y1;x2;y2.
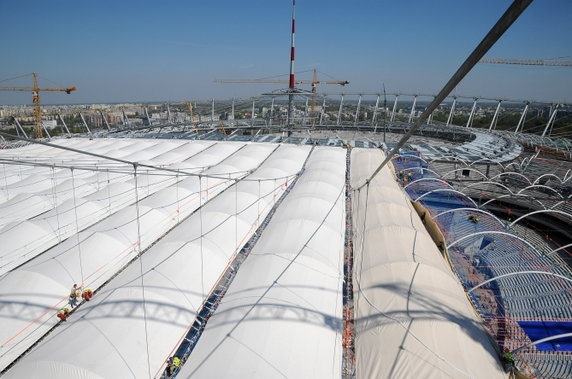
287;0;296;131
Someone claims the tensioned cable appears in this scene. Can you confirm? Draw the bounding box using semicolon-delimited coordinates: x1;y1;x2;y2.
133;163;152;379
70;168;85;286
354;0;533;191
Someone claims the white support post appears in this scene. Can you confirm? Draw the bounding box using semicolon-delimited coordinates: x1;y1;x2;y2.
303;98;309;126
211;98;215;123
41;119;51;139
231;99;235;121
390;95;399;122
354;94;362;127
427;98;435;125
59;114;71;136
446;97;457;126
489;100;502;131
251;99;255;126
144;107;152;126
466;98;478;128
14;118;28;138
542;105;558;138
166;104;172;123
269;98;274;126
337;94;344;126
319;96;326;125
80;113;92;136
408;95;418;123
99;111;111;130
515;102;529;133
372;94;380;128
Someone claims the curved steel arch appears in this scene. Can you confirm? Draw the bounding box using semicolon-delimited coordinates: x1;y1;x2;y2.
415;188;478;208
442;167;488;181
548;242;572;257
533;173;563;185
468;270;572;293
398;166;442;178
490;171;532;185
563;169;572;183
404;177;452;190
392;154;429;165
517;184;563;198
469;158;505;170
512;333;572;354
462;181;514;196
429;154;469;167
447;231;540;256
509;209;572;226
434;207;505;227
480;193;547;210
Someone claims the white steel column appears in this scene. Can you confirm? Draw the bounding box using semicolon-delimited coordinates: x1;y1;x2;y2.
466;98;478;127
390;95;399;122
371;94;380;127
231;99;235;121
515;102;529;133
354;94;362;127
211;98;215;122
269;98;274;126
408;95;418;123
58;114;71;136
303;98;309;126
542;105;558;137
446;97;457;126
319;96;326;125
79;113;91;136
337;94;344;126
100;110;111;130
488;100;502;131
251;99;255;126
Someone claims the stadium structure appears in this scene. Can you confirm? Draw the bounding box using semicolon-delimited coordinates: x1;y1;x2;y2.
0;87;571;378
1;1;571;378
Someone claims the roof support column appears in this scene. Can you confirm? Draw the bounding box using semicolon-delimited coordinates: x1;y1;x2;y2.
390;94;399;122
446;97;457;126
354;94;362;127
541;105;558;137
489;100;502;131
371;94;380;128
408;95;418;123
515;101;529;133
466;98;478;128
319;96;326;125
337;94;344;126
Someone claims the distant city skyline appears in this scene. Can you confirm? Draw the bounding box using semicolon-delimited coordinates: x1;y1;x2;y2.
0;0;570;105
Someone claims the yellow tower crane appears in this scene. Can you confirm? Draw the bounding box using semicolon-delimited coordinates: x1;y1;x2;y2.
214;69;349;112
0;73;76;138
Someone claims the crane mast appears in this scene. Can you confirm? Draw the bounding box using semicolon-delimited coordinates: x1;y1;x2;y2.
0;72;76;138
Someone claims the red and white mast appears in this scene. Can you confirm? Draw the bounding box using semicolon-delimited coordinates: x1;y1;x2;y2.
289;0;296;90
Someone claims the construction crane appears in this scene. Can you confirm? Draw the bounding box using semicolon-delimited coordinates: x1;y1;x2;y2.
479;58;572;67
215;69;349;112
0;73;76;138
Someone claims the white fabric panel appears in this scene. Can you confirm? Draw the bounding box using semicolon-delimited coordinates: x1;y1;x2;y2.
4;143;310;378
351;148;505;379
0;140;221;275
0;140;254;371
180;146;346;379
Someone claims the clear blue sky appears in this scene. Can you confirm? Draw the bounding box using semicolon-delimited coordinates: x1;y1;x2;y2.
0;0;570;105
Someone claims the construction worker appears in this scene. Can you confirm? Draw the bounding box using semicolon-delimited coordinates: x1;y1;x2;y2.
69;284;80;307
82;289;93;301
57;307;70;321
172;356;181;371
